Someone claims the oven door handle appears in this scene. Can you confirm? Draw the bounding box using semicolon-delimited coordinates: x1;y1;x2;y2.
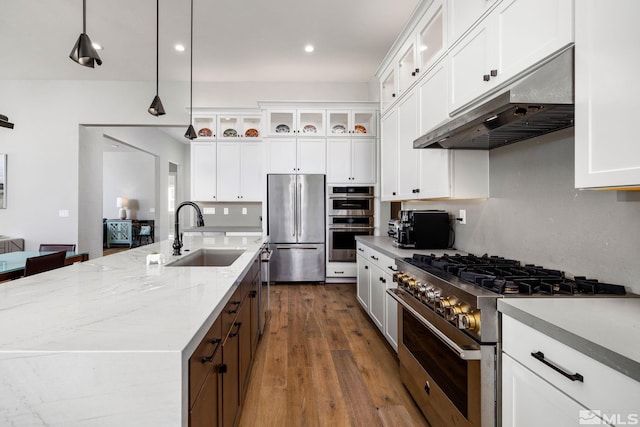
387;289;482;361
328;226;375;230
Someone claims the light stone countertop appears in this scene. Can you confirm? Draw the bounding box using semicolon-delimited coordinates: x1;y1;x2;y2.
355;235;467;260
0;235;267;427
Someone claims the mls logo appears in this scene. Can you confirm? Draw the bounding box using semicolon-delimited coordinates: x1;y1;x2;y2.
579;410;602;425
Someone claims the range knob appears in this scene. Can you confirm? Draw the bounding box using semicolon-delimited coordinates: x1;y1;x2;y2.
435;296;458;315
415;282;428;297
393;272;408;284
425;287;441;303
444;303;469;322
406;278;418;292
458;309;481;331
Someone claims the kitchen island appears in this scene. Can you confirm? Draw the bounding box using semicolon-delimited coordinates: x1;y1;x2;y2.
0;235;267;427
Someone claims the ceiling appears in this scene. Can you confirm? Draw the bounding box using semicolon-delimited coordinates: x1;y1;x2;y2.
1;0;420;83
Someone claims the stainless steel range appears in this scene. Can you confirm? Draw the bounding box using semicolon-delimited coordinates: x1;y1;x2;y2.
388;253;632;427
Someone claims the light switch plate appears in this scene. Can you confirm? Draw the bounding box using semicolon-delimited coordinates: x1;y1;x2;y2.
58;210;69;217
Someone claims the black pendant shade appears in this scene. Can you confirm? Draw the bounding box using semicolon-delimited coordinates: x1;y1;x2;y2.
184;0;195;139
0;114;14;129
148;0;166;116
69;0;102;68
184;124;197;140
148;95;166;116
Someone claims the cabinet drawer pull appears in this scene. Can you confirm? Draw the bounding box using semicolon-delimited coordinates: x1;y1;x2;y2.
370;255;379;261
387;265;397;272
364;265;368;270
227;300;241;314
335;271;344;274
229;322;242;337
357;247;364;252
531;351;584;382
483;74;491;81
200;338;222;363
490;69;498;77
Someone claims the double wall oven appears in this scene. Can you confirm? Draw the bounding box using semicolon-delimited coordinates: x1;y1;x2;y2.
328;186;374;262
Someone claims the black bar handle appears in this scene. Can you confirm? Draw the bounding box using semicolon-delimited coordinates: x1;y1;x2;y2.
531;351;584;382
200;338;222;363
229;322;242;338
227;300;241;314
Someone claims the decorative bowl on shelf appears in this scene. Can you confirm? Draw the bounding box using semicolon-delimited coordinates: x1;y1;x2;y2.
354;125;367;134
223;128;238;137
303;124;317;134
197;127;212;137
331;124;346;134
245;128;260;137
275;124;290;133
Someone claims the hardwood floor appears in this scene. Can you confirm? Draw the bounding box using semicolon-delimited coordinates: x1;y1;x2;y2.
238;283;429;427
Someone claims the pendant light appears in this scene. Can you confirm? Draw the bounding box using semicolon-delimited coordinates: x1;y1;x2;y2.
148;0;166;116
184;0;197;139
0;114;14;129
69;0;102;68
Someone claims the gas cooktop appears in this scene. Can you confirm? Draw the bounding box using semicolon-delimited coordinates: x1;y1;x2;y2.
405;253;627;296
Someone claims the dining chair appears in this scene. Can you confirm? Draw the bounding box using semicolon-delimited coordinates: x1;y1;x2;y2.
24;251;67;277
39;244;76;252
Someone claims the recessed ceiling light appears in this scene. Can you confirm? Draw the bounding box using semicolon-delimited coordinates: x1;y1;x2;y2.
175;44;185;52
92;42;103;51
304;44;314;53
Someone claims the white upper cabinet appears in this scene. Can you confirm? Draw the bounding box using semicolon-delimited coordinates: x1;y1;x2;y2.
447;0;497;43
327;110;377;137
268;138;326;174
266;109;326;136
379;0;446;114
417;0;446;74
396;89;421;199
192;110;263;141
418;58;449;137
449;0;574;113
381;109;399;200
191;142;217;201
326;138;375;185
216;142;264;201
380;65;397;113
575;0;640;189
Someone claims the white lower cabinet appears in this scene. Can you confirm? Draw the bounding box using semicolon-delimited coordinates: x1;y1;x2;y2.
356;251;371;312
502;353;592;427
502;314;640;426
356;242;398;352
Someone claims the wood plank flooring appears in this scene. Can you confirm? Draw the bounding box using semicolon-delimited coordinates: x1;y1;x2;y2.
238;283;429;427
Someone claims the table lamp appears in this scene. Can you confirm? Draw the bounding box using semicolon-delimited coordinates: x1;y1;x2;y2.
116;197;129;220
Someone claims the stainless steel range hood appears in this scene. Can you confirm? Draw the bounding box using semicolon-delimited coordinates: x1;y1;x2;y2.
414;48;574;150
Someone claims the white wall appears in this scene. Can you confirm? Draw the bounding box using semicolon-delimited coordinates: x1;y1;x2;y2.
103;151;155;221
0;79;371;255
405;128;640;294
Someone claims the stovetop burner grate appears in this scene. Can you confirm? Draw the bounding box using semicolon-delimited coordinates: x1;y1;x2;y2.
405;253;626;296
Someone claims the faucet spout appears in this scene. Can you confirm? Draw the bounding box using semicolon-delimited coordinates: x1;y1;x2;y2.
173;201;205;256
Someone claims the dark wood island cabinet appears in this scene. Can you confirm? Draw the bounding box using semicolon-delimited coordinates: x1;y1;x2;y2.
189;253;261;427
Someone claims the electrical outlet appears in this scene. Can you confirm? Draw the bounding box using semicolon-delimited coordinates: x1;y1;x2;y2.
242;208;247;215
223;208;229;215
149;207;155;213
203;207;215;214
458;209;467;225
58;210;69;217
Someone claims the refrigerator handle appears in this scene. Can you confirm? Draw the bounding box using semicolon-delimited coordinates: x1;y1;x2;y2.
298;180;303;239
290;179;296;238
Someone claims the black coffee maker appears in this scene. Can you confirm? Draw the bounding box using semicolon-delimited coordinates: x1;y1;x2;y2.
394;210;450;249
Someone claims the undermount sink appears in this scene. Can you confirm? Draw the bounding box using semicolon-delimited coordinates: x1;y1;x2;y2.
166;248;245;267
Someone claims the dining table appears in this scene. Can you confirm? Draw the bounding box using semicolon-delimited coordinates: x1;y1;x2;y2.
0;251;89;282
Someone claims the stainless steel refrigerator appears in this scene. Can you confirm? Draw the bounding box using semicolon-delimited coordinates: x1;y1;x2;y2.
267;174;326;282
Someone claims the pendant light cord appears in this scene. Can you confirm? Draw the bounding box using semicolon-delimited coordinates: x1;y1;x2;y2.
156;0;159;95
83;0;87;34
189;0;193;123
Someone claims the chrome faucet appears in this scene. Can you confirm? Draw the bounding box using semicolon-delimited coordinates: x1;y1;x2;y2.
173;201;205;256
